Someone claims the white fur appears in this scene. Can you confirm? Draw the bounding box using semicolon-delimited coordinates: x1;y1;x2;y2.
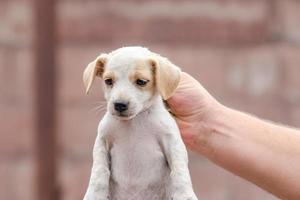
83;47;198;200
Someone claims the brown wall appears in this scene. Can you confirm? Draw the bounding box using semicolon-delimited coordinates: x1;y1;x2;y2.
1;0;300;199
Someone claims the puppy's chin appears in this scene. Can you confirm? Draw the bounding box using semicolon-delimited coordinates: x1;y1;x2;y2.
111;112;137;121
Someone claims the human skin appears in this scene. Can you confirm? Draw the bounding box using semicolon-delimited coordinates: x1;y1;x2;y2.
167;72;300;200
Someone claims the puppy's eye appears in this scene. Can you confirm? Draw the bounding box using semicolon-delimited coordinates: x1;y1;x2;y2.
104;78;113;86
136;79;148;86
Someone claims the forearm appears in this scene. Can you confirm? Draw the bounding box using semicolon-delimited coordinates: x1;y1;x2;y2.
201;106;300;199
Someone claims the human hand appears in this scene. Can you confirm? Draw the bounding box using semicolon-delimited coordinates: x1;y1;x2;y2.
168;72;300;200
167;72;223;154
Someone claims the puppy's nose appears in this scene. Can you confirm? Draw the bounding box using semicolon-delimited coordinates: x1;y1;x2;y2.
114;101;129;112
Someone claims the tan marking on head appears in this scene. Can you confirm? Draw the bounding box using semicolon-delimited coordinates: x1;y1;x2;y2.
129;60;155;94
103;70;116;81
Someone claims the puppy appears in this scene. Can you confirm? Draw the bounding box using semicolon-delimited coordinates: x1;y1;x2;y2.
83;47;198;200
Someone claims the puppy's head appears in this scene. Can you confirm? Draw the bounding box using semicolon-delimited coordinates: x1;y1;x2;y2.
83;46;180;120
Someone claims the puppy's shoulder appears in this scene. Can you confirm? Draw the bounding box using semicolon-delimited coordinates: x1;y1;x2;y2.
149;106;179;135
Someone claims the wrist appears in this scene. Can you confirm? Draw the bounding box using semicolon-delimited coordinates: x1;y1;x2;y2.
195;103;234;158
200;105;259;167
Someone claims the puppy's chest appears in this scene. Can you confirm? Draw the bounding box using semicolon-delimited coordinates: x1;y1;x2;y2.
106;122;169;185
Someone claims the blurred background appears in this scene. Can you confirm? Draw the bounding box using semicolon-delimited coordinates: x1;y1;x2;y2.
1;0;300;200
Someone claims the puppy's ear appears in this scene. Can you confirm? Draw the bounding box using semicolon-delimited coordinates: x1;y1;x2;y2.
83;53;108;94
150;55;181;100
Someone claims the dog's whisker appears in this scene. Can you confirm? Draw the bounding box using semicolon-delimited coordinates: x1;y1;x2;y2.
93;100;106;103
90;105;106;111
89;104;107;114
90;105;107;114
90;101;107;106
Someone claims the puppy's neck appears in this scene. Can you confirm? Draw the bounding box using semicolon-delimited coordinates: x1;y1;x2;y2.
140;94;166;115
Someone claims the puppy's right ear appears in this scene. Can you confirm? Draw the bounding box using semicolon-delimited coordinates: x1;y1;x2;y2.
83;53;108;94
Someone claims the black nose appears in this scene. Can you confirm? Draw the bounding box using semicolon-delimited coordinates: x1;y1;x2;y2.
114;101;129;112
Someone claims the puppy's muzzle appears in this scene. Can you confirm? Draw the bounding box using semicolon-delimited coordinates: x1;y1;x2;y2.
114;101;129;113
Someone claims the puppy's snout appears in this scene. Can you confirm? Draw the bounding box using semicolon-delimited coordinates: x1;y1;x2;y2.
114;101;129;112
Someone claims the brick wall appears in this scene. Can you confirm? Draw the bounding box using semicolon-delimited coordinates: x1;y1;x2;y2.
1;0;300;199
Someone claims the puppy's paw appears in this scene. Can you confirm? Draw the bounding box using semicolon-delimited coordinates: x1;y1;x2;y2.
171;192;198;200
172;197;198;200
172;196;198;200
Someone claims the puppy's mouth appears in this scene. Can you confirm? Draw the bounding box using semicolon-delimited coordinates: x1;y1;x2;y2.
112;112;136;120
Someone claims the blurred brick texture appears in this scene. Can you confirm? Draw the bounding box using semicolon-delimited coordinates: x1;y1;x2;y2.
1;0;300;200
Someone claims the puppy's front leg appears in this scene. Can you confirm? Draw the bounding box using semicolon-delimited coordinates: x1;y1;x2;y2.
84;134;110;200
162;133;198;200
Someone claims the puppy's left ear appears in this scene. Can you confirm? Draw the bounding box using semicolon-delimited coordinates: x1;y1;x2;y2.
150;55;181;100
83;53;108;94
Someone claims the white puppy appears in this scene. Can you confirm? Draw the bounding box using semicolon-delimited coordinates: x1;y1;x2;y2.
83;46;198;200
